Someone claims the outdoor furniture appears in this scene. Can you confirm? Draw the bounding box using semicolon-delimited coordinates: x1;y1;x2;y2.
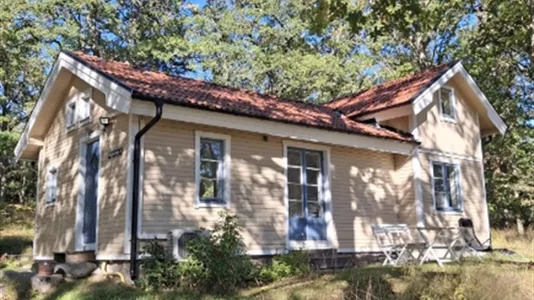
417;227;460;267
372;224;423;266
458;218;529;262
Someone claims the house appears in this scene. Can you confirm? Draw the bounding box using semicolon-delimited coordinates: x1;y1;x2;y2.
15;51;506;278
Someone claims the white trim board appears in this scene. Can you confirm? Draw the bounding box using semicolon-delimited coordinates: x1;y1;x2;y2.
419;149;482;162
14;52;132;161
130;100;415;156
123;114;137;255
412;62;506;135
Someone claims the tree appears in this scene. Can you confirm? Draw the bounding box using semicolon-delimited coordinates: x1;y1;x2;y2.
187;0;380;102
311;0;534;229
0;0;47;203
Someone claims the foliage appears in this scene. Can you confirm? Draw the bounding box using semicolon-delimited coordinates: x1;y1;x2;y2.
1;0;533;228
257;251;310;283
139;241;180;290
139;212;254;294
309;0;534;229
180;212;255;294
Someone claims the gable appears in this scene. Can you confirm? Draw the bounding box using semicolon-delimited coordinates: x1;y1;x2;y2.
416;80;483;157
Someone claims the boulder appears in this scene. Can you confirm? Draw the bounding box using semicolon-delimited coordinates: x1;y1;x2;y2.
54;262;98;279
31;274;63;294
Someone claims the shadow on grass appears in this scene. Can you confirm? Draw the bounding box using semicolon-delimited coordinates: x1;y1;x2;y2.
0;236;33;255
0;269;33;300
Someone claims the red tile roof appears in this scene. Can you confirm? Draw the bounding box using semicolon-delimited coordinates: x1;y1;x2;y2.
66;51;415;143
324;61;457;118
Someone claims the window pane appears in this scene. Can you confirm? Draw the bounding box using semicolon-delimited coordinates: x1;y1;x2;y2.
440;89;453;117
79;98;90;120
289;201;303;217
435;192;448;209
307;186;318;201
434;179;445;192
288;149;301;166
200;161;219;179
307;202;321;218
288;184;302;200
306;169;319;185
447;166;460;209
305;151;321;169
200;139;223;160
287;167;301;183
433;164;443;177
199;178;217;199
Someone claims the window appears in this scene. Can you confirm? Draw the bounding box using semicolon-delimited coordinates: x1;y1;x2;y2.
66;100;76;129
195;132;231;207
432;162;461;212
438;87;455;121
78;91;91;124
46;167;58;205
287;148;323;219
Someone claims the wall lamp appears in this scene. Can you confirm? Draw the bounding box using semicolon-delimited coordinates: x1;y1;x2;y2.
99;116;112;131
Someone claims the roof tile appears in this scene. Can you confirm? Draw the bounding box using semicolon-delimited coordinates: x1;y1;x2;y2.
324;62;457;117
67;51;415;143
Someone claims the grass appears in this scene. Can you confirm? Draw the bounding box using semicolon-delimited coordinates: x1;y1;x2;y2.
0;204;34;258
9;261;528;300
0;205;532;300
492;229;534;261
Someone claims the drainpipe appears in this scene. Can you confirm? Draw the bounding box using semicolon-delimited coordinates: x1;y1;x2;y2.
130;100;163;281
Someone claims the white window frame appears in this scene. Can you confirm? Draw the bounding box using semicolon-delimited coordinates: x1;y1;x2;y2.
194;131;231;208
78;88;92;125
65;97;77;130
430;159;463;214
283;140;333;250
438;86;456;123
45;165;58;206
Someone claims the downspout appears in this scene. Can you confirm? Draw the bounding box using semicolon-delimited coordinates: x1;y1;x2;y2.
130;100;163;281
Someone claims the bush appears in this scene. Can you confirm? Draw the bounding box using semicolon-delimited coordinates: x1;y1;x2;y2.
180;211;255;294
257;251;310;283
139;241;180;290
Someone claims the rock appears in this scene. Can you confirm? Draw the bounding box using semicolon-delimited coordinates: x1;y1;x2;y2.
54;262;97;279
31;274;64;294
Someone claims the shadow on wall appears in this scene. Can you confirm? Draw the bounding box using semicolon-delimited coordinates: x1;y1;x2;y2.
141;122;285;252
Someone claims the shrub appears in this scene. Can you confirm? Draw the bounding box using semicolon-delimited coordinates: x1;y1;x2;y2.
139;241;180;290
179;211;255;294
257;251;310;283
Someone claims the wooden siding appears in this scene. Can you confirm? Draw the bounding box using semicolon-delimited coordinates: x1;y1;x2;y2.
34;76;129;258
141;118;400;252
416;83;482;158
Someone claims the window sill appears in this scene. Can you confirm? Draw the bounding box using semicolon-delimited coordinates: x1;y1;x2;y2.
45;202;56;208
434;210;463;215
440;116;457;124
66;124;77;132
287;240;331;250
79;118;91;127
195;202;229;209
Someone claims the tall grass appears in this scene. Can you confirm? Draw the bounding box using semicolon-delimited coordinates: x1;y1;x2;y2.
491;228;534;261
